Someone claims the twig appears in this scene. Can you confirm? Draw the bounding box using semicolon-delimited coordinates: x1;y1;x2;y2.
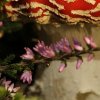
0;47;100;72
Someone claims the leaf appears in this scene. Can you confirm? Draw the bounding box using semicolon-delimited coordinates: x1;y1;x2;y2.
14;92;25;100
4;54;15;65
4;69;17;79
0;86;8;100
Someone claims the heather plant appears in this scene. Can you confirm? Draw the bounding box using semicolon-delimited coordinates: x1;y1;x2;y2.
0;0;100;100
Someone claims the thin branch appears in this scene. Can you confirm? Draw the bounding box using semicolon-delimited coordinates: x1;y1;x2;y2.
32;47;100;63
0;47;100;72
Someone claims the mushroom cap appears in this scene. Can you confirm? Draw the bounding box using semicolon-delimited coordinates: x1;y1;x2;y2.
4;0;100;24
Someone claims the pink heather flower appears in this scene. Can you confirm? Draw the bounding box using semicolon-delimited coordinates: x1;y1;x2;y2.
20;47;34;60
8;83;20;93
87;53;94;61
33;41;55;58
76;58;83;69
20;70;32;84
0;21;3;27
2;79;20;93
8;83;14;92
58;63;67;72
73;38;83;51
50;44;60;53
84;36;97;49
56;38;72;53
2;79;11;90
13;86;20;92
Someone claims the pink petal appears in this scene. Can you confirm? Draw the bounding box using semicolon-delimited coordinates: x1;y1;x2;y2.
90;42;97;49
20;47;34;60
84;36;91;45
8;83;14;92
87;53;94;61
84;36;97;49
74;45;83;51
20;74;24;80
76;58;83;69
23;78;26;83
58;63;66;72
3;80;12;90
3;80;11;86
27;78;31;84
13;87;20;92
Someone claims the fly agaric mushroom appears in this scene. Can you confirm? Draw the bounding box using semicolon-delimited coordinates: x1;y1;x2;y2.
4;0;100;24
4;1;19;21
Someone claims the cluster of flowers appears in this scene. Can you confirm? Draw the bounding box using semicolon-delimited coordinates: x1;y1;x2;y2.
0;70;32;95
20;35;97;84
2;78;20;94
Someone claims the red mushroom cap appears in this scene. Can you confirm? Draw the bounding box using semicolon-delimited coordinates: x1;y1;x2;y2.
4;0;100;23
